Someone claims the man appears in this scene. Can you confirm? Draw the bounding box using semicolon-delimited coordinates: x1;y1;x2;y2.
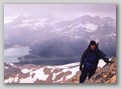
79;40;110;83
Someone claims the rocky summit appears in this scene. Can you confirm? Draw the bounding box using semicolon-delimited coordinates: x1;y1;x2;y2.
4;57;116;83
86;56;116;83
65;57;116;83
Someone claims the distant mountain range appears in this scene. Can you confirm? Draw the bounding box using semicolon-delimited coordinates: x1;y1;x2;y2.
4;15;116;64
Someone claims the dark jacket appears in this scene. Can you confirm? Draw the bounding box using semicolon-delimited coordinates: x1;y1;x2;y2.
80;45;109;70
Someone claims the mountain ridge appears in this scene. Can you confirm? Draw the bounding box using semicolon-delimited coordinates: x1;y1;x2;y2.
4;57;116;83
4;15;116;64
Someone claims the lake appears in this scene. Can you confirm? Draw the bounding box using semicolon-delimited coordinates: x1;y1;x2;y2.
4;46;30;63
4;46;107;67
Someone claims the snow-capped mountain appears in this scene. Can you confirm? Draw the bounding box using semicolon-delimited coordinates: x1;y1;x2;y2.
4;15;116;42
4;15;116;64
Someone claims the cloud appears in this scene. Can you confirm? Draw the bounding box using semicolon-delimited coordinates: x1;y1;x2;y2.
4;4;116;20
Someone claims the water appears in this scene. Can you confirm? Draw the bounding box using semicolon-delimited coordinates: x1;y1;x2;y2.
4;46;110;67
4;46;30;63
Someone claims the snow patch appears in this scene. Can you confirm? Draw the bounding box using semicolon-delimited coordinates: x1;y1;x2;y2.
14;77;19;82
9;63;16;67
5;67;9;69
56;62;79;68
34;22;46;28
83;23;98;31
4;15;19;24
4;77;14;83
62;66;79;80
19;77;33;83
70;23;97;32
21;69;32;74
30;67;49;81
98;60;106;67
70;24;82;32
19;67;49;83
74;36;81;39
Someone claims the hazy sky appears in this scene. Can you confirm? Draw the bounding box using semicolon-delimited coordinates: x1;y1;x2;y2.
4;4;116;23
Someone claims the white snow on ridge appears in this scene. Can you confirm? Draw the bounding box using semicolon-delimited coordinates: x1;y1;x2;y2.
4;77;14;83
19;67;49;83
70;24;82;32
4;19;13;24
14;77;19;82
6;61;112;83
5;67;9;69
107;32;116;37
56;62;79;68
52;62;79;81
98;58;112;67
34;21;46;28
83;23;98;31
52;62;80;82
56;28;63;32
62;66;79;80
98;60;106;67
21;69;32;74
61;62;79;68
111;32;116;36
9;63;16;68
70;23;97;32
30;67;49;81
22;20;32;23
4;15;19;24
74;36;81;39
19;77;33;83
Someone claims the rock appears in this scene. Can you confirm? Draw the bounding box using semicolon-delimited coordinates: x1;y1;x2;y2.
85;57;116;83
64;57;116;83
4;57;116;83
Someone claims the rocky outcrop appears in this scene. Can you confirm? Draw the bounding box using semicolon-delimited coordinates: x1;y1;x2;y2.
85;57;116;83
4;62;80;83
4;57;116;83
65;57;116;83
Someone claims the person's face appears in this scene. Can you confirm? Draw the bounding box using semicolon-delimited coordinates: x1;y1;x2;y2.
90;45;96;50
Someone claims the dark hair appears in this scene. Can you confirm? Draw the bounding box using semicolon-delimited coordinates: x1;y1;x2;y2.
90;40;96;46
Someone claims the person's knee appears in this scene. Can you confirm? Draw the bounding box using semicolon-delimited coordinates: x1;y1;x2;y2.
88;70;96;79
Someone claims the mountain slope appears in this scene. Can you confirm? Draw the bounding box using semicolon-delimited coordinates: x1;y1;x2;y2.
4;62;80;83
4;57;116;83
4;15;116;59
65;57;116;83
86;56;116;83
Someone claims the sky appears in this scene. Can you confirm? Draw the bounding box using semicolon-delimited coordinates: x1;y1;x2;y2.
4;4;116;23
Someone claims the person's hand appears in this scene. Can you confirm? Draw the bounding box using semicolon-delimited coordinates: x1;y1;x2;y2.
80;65;84;71
104;58;111;65
106;61;111;65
